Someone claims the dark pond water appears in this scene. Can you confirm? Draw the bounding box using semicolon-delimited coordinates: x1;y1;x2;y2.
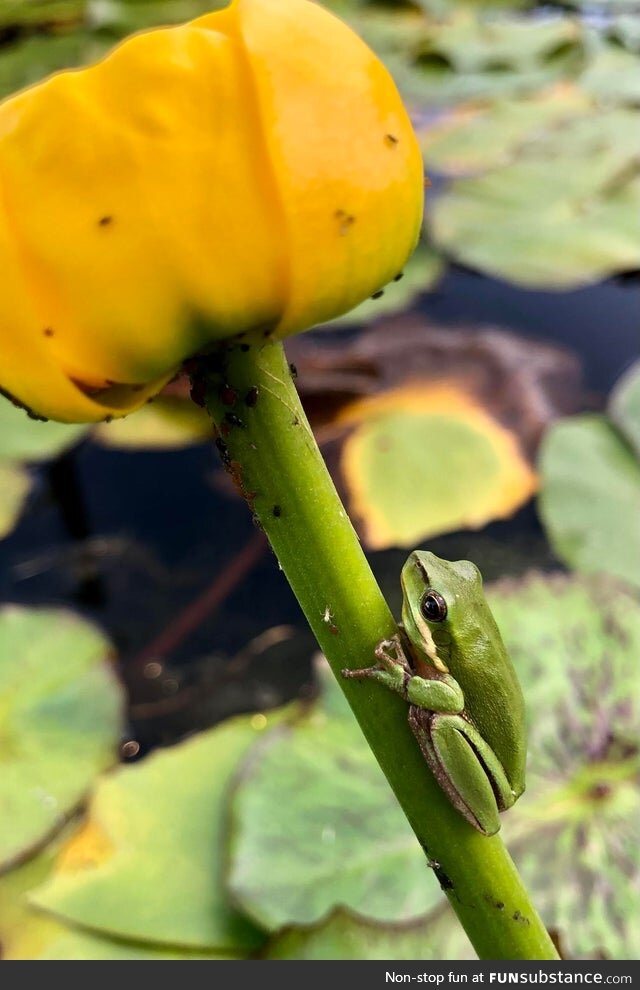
1;266;638;750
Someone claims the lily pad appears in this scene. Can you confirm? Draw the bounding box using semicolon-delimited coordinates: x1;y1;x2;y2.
323;240;444;328
93;396;211;449
0;839;233;960
0;461;31;540
430;109;640;289
489;574;640;959
0;606;124;870
29;713;286;952
411;11;586;107
0;396;87;462
227;671;444;931
261;905;473;960
580;41;640;105
609;360;640;458
0;2;84;29
338;384;537;549
538;414;640;588
421;85;592;176
0;31;102;100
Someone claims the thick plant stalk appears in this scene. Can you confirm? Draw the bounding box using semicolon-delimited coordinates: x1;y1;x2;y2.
200;338;558;960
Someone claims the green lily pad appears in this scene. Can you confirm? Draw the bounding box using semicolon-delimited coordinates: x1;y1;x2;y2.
421;85;592;176
0;396;87;462
0;2;84;30
488;574;640;960
29;713;287;952
338;384;537;548
227;672;443;931
609;361;640;459
0;838;233;960
0;31;103;100
430;109;640;289
261;905;474;960
580;41;640;105
88;1;228;35
608;15;640;54
538;414;640;588
0;461;31;539
0;606;124;870
324;241;444;328
411;12;586;107
93;396;211;449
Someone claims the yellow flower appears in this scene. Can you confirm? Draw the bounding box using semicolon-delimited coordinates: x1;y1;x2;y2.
0;0;424;423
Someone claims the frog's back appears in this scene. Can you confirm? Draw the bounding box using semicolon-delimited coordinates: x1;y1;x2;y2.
410;551;527;796
443;592;526;796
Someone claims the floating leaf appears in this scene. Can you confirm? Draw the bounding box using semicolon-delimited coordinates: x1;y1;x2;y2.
0;2;84;30
609;360;640;459
0;31;104;100
410;11;586;107
0;396;86;462
0;461;31;539
430;109;640;289
93;396;211;450
88;0;229;35
323;240;444;328
29;713;287;952
580;41;640;105
261;905;474;960
538;414;640;588
0;839;232;960
421;85;592;176
489;574;640;959
0;606;124;870
338;384;537;549
227;671;444;931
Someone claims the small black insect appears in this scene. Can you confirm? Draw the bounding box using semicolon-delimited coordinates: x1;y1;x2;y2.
224;412;245;429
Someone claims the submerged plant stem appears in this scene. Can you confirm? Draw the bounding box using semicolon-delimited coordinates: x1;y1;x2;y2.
201;339;557;961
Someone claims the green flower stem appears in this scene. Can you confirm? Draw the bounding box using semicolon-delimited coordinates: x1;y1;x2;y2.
201;339;557;961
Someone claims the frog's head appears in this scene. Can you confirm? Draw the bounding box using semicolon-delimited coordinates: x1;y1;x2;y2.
400;550;483;672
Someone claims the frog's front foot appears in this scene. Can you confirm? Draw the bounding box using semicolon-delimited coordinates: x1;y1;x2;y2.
341;632;410;694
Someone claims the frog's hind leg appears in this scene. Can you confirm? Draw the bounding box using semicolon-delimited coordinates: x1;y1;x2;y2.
408;708;514;836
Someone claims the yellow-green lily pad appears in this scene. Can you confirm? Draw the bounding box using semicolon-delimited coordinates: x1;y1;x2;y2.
93;396;211;450
580;41;640;105
0;838;233;960
609;360;640;459
337;384;537;549
0;395;87;463
538;414;640;588
430;109;640;289
0;606;124;870
411;11;586;107
421;85;592;176
0;461;31;540
28;712;286;953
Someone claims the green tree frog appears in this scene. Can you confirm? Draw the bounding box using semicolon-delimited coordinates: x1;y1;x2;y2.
343;551;526;835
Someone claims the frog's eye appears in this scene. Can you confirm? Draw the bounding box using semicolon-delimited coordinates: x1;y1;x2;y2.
420;589;448;622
